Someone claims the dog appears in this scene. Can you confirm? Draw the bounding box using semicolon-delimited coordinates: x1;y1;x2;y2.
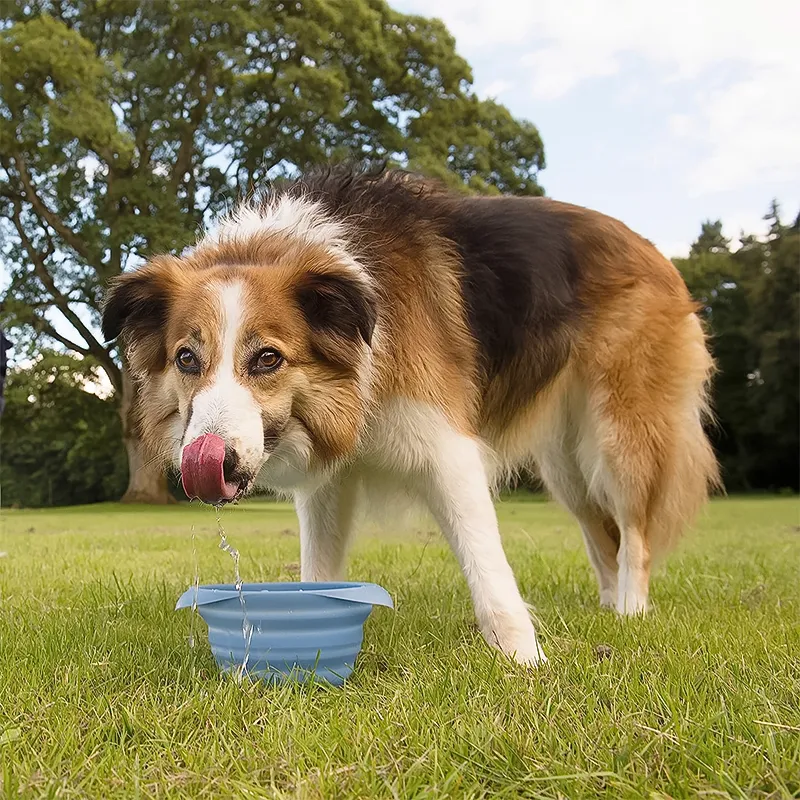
101;165;719;665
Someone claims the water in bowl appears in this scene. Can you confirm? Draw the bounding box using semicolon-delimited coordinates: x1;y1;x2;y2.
180;506;393;685
185;503;255;676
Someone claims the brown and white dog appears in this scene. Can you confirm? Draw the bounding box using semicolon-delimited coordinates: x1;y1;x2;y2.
101;165;719;665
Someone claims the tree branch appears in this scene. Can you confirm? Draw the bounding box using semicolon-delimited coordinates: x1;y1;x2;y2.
130;91;151;170
33;316;92;356
11;152;94;263
9;201;122;392
11;209;93;339
171;59;215;204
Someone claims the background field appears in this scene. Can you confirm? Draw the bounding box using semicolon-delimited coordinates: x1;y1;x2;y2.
1;496;798;799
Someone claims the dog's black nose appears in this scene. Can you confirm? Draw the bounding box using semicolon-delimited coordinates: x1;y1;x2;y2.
222;446;240;484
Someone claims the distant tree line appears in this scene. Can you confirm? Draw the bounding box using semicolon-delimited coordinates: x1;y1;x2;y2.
1;205;797;507
0;353;127;507
675;205;799;493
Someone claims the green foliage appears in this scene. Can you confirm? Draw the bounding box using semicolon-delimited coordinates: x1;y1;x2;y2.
0;352;126;506
0;0;545;502
0;0;544;363
689;219;730;256
675;203;799;491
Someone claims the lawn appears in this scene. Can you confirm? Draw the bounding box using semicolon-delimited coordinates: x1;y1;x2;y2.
0;496;798;799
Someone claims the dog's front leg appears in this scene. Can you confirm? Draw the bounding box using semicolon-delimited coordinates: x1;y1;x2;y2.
295;477;358;582
421;432;547;666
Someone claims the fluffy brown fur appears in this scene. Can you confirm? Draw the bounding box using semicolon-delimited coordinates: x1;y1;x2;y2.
102;165;720;661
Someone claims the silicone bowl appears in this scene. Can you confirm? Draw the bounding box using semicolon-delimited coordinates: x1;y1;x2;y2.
175;582;393;685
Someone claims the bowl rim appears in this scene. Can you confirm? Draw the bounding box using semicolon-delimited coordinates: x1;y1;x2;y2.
175;581;394;610
198;581;365;592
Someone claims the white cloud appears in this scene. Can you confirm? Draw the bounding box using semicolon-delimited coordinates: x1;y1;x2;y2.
678;62;800;195
653;240;690;260
515;1;798;101
406;0;797;93
521;43;618;102
396;0;800;195
721;209;772;248
405;0;541;51
668;113;694;138
479;79;511;99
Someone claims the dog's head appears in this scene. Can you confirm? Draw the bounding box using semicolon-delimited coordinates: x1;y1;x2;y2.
101;232;377;502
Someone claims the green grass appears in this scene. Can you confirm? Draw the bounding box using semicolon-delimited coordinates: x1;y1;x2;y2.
1;497;798;799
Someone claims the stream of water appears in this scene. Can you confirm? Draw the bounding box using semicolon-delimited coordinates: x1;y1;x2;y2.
188;523;199;649
214;506;253;679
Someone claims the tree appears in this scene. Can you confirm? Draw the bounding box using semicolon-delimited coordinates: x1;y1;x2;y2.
742;204;799;489
675;203;800;492
0;352;128;507
678;227;754;488
0;1;545;503
690;220;731;257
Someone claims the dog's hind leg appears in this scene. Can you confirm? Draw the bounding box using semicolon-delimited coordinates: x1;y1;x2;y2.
576;392;658;616
536;443;620;609
581;309;718;616
579;514;620;608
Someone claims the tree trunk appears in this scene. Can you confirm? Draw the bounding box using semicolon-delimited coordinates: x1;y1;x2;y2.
120;367;176;504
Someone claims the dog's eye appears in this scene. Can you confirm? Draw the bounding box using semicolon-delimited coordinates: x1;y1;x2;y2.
251;348;284;375
175;348;200;374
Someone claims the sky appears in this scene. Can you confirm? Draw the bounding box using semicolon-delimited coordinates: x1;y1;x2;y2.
393;0;800;257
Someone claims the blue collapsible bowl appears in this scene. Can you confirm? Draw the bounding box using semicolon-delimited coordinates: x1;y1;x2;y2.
175;582;393;685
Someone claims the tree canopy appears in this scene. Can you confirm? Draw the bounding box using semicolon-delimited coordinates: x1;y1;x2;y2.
0;351;127;507
0;0;545;501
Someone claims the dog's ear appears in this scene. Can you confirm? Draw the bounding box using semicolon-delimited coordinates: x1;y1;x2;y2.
295;269;377;363
101;257;177;372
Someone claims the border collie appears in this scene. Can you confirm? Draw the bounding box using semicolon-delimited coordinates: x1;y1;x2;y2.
102;165;719;665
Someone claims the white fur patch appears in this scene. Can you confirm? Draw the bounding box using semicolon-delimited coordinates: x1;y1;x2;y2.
253;394;547;664
616;527;650;615
198;195;369;283
254;419;317;493
362;400;546;664
181;282;264;476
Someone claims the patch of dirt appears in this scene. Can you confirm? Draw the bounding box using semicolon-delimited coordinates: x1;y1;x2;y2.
595;644;614;661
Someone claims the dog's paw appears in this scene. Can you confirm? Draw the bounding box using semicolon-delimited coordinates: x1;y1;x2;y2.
615;591;649;616
482;615;547;667
507;640;548;667
599;589;617;609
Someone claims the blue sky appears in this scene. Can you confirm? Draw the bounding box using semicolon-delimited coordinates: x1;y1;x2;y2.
394;0;800;256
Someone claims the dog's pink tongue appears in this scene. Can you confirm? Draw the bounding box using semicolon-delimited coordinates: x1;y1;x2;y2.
181;434;238;505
